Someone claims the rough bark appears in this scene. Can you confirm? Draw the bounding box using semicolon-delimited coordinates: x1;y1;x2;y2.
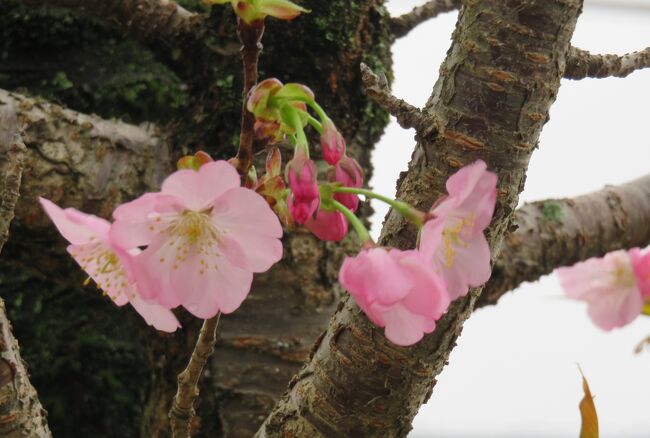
477;174;650;308
1;1;393;436
0;298;51;438
0;136;26;254
565;45;650;79
258;1;583;436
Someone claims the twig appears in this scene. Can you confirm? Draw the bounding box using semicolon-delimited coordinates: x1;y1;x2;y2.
477;174;650;308
169;314;221;438
235;19;265;177
564;45;650;79
0;135;26;254
390;0;461;39
360;63;438;136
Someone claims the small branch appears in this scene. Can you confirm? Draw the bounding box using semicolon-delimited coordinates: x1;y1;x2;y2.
235;19;265;177
390;0;461;39
0;136;26;254
564;45;650;79
477;174;650;308
169;314;221;438
360;63;438;136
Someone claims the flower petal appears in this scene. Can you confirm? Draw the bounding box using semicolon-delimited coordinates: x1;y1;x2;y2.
212;187;283;238
129;294;181;332
40;197;109;245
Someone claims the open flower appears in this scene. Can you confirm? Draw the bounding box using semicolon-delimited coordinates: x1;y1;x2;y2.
39;198;180;332
305;209;348;242
418;160;497;300
557;250;645;330
110;161;283;319
631;248;650;300
339;248;450;346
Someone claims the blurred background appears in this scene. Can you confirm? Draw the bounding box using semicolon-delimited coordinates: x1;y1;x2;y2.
370;1;650;436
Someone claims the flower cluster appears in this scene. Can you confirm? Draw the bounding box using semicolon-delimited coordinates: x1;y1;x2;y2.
340;161;498;346
247;78;364;241
557;248;650;330
41;160;283;330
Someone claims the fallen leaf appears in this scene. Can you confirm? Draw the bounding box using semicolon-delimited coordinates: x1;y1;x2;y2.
578;366;599;438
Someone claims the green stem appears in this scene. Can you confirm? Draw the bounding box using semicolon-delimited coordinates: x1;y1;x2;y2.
331;200;372;245
285;105;309;153
301;111;323;133
643;302;650;316
332;186;425;227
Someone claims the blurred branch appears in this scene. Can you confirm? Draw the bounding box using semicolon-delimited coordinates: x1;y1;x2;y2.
390;0;461;39
565;45;650;79
360;63;438;136
0;136;26;254
477;174;650;308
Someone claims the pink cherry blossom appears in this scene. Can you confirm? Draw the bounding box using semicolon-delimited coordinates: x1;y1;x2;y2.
321;120;346;165
631;248;650;300
418;160;497;300
339;247;450;346
305;210;348;241
39;197;180;332
110;161;283;319
557;250;644;330
285;152;319;224
330;155;364;212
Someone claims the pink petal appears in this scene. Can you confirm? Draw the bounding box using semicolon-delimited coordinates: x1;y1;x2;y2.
130;237;182;308
212;187;283;238
382;303;428;347
443;234;492;299
110;193;164;249
219;232;283;273
40;197;110;245
305;210;348;242
418;218;444;261
129;295;181;332
162;161;240;211
586;286;643;330
395;250;450;318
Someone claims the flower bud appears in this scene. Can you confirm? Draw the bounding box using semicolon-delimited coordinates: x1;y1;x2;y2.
288;194;318;224
177;150;214;171
305;210;348;242
247;78;283;119
286;152;319;201
321;119;346;165
329;155;364;212
258;0;309;21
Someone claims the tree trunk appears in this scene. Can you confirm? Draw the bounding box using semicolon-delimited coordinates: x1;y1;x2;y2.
0;0;392;436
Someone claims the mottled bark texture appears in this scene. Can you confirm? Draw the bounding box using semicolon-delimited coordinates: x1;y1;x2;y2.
258;1;583;436
0;136;26;254
478;174;650;308
1;1;393;436
390;0;461;39
0;298;51;438
565;45;650;79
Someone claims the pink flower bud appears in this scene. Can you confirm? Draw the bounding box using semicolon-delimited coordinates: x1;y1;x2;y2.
258;0;309;20
321;120;346;165
330;155;364;212
305;210;348;241
288;194;318;225
286;153;319;201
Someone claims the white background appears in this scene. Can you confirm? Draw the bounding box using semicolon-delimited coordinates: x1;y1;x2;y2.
370;1;650;436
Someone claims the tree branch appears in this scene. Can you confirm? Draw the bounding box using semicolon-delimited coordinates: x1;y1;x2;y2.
478;174;650;308
360;63;438;136
170;314;221;438
0;136;26;254
564;45;650;79
390;0;461;39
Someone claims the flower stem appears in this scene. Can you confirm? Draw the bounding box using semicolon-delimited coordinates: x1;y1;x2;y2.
235;18;265;177
332;186;425;227
169;313;221;437
331;200;373;245
643;302;650;316
285;105;310;154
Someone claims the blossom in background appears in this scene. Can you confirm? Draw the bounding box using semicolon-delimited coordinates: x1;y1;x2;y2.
419;160;497;300
557;249;648;330
339;248;450;346
111;161;283;319
39;198;180;332
205;0;308;24
305;210;348;242
285;151;319;224
329;155;364;212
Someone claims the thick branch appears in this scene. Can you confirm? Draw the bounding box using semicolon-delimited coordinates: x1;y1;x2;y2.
259;1;583;436
0;136;26;253
478;174;650;307
564;45;650;79
360;63;438;135
390;0;461;39
170;315;221;438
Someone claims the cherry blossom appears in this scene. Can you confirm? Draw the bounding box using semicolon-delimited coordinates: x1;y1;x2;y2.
305;210;348;242
419;160;497;300
339;247;450;346
110;161;283;319
557;249;645;330
39;198;180;332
